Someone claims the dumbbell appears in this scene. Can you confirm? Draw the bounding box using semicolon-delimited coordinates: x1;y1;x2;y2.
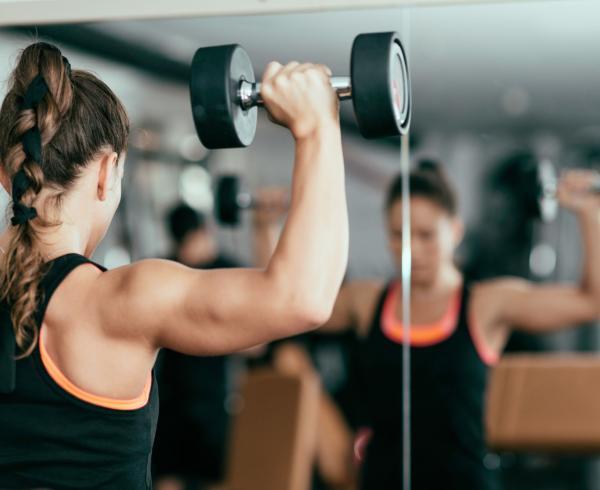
190;32;411;149
215;175;288;226
536;159;560;223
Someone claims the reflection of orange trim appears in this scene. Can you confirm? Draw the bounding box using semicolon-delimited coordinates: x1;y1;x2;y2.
353;427;373;464
467;313;499;366
381;282;460;346
39;326;151;411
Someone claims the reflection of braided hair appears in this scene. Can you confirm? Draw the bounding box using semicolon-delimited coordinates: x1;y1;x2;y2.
386;158;457;215
0;42;129;357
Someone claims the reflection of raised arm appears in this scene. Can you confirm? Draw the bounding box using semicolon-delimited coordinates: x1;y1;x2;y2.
477;170;600;338
273;343;356;488
252;187;289;268
321;279;384;335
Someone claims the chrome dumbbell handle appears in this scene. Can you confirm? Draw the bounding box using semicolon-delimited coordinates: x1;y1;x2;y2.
238;76;353;110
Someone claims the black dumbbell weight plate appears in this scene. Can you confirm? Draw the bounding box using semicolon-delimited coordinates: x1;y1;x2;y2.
351;31;412;139
215;175;242;225
190;44;258;149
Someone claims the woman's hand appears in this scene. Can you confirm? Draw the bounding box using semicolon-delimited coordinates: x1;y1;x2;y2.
557;169;600;217
260;61;339;141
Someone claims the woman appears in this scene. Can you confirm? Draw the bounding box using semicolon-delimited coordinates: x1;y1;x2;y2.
255;160;600;489
0;42;348;489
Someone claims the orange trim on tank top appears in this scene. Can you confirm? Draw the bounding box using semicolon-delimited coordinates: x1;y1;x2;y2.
381;282;461;346
39;326;151;410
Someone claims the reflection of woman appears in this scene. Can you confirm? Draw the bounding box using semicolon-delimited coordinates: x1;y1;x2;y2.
0;43;348;488
257;161;600;490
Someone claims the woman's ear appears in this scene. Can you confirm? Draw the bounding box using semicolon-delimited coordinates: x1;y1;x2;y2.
452;217;465;246
96;151;119;201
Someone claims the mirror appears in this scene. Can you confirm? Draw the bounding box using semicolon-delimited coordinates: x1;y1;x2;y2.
1;1;599;489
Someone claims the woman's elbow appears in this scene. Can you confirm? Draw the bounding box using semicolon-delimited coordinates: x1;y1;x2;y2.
580;290;600;321
285;293;334;333
266;267;338;333
302;300;334;328
593;301;600;320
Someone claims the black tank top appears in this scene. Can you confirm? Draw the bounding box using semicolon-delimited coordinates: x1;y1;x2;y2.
0;254;159;489
358;281;498;490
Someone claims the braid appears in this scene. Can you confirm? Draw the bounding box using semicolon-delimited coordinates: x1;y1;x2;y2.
0;41;128;357
0;43;73;356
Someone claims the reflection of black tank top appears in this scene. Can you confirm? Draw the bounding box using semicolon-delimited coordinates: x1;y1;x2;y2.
0;254;159;489
358;281;498;490
154;254;239;480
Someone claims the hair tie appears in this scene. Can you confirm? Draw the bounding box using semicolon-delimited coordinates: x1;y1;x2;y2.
20;74;49;166
11;202;38;226
21;127;42;164
12;168;32;202
10;169;37;226
10;53;72;228
62;56;72;79
21;74;49;110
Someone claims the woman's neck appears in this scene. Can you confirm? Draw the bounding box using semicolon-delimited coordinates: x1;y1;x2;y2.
409;265;462;302
0;220;94;261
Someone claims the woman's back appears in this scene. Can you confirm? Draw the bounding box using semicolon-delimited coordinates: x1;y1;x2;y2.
0;254;158;490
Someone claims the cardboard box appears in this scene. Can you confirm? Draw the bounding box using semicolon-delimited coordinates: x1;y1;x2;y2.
486;354;600;452
222;369;320;490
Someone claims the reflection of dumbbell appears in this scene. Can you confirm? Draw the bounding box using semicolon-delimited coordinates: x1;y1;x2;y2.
535;160;560;223
535;160;600;223
190;32;411;149
214;175;288;226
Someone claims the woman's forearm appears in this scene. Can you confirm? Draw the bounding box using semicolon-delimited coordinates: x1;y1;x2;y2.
267;123;348;324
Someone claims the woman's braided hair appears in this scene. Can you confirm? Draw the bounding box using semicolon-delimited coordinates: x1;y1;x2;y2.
0;42;129;356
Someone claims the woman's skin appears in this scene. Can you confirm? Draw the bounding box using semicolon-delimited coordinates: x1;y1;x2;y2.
0;61;349;402
253;169;600;486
